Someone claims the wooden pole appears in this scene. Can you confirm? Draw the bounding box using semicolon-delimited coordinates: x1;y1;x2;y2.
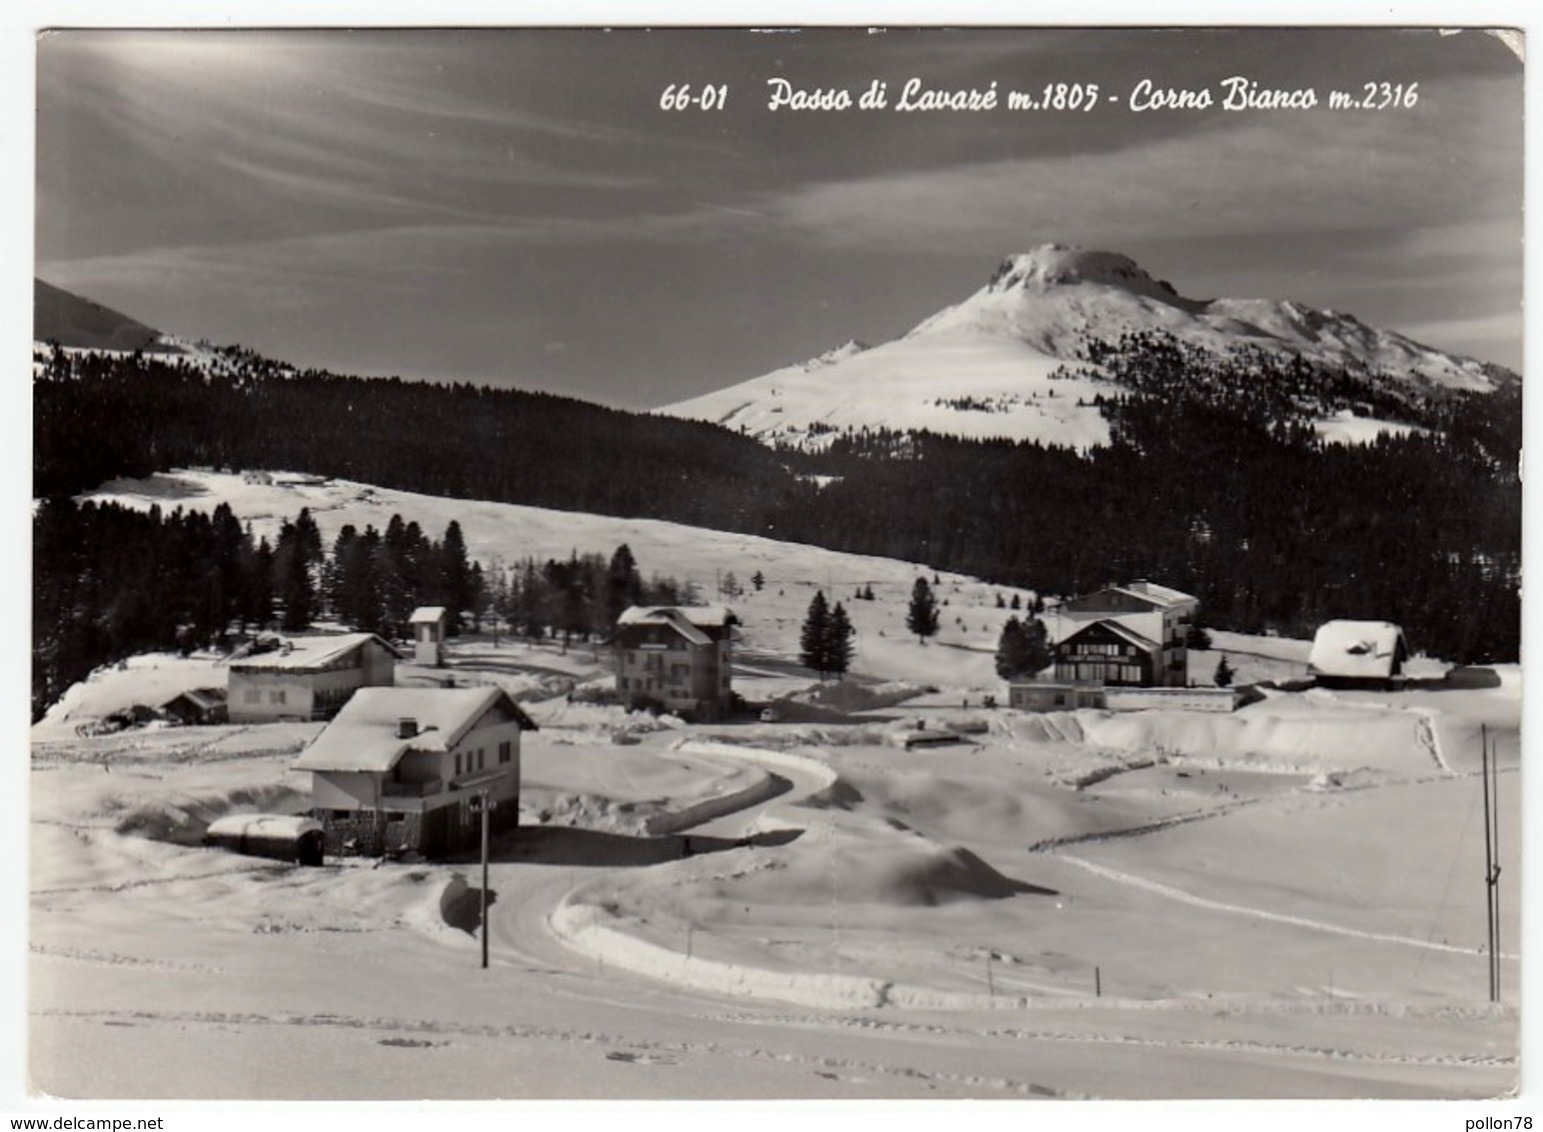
480;791;490;971
1489;729;1502;1002
1481;727;1496;1002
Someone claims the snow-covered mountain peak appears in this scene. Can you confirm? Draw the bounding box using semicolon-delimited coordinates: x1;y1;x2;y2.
985;244;1179;302
658;244;1516;450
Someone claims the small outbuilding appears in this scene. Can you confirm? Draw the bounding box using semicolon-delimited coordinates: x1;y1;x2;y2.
161;687;228;725
409;606;448;667
204;814;325;866
1308;620;1409;688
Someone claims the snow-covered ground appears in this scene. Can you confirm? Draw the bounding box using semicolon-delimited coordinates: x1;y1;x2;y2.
28;649;1520;1099
29;468;1521;1100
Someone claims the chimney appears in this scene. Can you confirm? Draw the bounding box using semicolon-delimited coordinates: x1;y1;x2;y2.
397;717;418;739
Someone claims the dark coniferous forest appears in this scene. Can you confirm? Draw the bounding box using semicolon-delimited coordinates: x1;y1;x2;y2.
33;335;1521;714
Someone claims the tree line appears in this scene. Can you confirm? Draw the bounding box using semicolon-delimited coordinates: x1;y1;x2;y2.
34;335;1521;669
30;492;682;720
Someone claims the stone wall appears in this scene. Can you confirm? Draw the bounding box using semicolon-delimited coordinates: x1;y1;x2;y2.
316;796;520;859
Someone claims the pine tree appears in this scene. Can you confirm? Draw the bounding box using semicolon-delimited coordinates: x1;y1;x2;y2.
1023;616;1052;676
907;577;939;644
468;562;488;633
995;616;1031;679
439;520;473;634
273;519;314;631
606;544;644;626
1214;655;1234;687
824;601;854;677
751;570;765;592
800;591;830;676
514;558;548;640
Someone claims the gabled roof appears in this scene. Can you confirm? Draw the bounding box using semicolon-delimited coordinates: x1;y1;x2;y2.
1120;580;1198;607
1058;618;1160;652
409;606;447;624
1067;581;1197;611
162;687;227;711
618;604;734;627
616;605;734;646
293;686;536;774
1308;620;1407;678
229;633;400;672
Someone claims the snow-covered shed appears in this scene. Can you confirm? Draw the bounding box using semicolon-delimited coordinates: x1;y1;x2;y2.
204;814;324;866
614;605;736;721
292;686;536;857
409;606;448;667
161;686;228;725
227;633;400;723
1307;620;1409;688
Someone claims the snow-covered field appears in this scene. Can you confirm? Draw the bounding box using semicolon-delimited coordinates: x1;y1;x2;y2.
29;470;1522;1100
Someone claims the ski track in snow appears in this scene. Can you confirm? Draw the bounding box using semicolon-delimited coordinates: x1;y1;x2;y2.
34;1006;1080;1099
1056;855;1514;959
690;1009;1515;1068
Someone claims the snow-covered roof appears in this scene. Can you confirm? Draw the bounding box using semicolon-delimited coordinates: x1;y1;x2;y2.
162;687;227;710
205;814;322;840
618;604;734;628
1119;580;1198;608
229;633;398;672
293;687;536;774
617;605;734;646
1308;620;1407;679
1060;618;1160;652
1057;581;1197;615
409;606;446;624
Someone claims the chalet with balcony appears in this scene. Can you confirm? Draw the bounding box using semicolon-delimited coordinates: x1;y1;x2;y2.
1051;619;1164;686
292;686;537;858
614;605;735;721
1044;580;1198;688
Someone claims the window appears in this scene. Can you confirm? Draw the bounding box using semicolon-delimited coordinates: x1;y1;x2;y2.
269;690;286;704
477;749;485;771
454;753;463;776
499;741;511;765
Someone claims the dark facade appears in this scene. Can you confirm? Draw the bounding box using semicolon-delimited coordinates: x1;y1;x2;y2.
1052;620;1159;686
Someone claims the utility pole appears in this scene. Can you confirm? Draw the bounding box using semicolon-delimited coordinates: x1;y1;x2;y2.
473;789;494;970
1481;726;1501;1003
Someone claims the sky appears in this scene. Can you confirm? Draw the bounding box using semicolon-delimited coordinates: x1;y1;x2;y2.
34;26;1525;409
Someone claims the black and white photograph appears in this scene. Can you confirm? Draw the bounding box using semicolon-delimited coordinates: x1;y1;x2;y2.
18;18;1527;1111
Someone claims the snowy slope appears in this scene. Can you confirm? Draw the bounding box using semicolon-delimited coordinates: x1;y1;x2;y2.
78;469;1040;692
660;244;1513;448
